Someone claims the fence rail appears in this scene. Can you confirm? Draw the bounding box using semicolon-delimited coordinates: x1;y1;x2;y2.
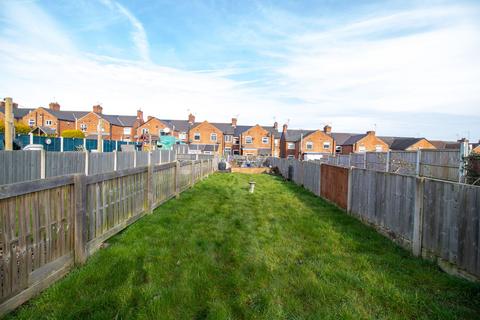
269;157;480;283
0;158;217;316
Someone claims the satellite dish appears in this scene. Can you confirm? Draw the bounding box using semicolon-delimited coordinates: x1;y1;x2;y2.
45;138;52;145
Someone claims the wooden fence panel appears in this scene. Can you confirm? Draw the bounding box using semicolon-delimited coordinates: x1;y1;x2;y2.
389;151;417;175
135;152;149;167
350;154;365;168
45;152;85;178
422;179;480;277
349;169;416;243
117;152;135;170
179;162;192;191
0;177;75;304
366;152;387;171
0;151;41;185
88;153;114;175
420;150;460;182
320;164;348;209
152;164;176;207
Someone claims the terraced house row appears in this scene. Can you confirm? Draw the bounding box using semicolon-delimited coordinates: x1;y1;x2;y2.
2;99;478;157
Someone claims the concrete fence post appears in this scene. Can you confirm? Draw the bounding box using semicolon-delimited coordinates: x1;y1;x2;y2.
29;133;33;145
133;151;137;168
74;174;87;265
347;167;353;214
175;161;180;198
60;137;64;152
412;177;425;257
113;151;118;171
40;149;46;179
147;161;154;213
385;151;391;173
190;160;195;186
200;160;203;179
4;97;13;151
415;150;422;176
363;152;367;169
84;151;89;176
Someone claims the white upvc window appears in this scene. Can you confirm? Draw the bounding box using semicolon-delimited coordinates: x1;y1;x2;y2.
234;137;239;145
28;119;35;126
306;142;314;150
179;132;187;140
323;141;330;150
287;142;295;150
224;135;232;142
142;128;149;134
80;124;87;132
123;127;131;135
287;155;295;159
358;145;366;152
245;136;253;144
262;137;269;144
203;151;213;155
224;147;231;153
210;133;217;142
194;132;201;141
375;145;383;152
336;146;342;153
45;120;52;126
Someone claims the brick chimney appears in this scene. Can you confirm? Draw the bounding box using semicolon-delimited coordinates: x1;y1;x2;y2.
323;125;332;134
137;109;144;122
273;121;278;130
231;117;237;127
282;124;288;133
366;130;375;136
49;102;61;111
188;113;195;124
93;105;103;114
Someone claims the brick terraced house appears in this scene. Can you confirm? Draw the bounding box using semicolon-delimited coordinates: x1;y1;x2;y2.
280;124;335;159
0;100;32;122
380;137;436;151
337;130;389;154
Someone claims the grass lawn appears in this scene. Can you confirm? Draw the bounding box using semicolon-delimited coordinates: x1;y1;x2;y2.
7;173;480;319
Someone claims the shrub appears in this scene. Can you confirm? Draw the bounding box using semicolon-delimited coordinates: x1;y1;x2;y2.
61;129;85;139
0;120;31;134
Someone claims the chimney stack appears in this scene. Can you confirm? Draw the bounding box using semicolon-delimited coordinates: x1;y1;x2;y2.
323;125;332;134
93;105;103;114
282;124;288;132
188;113;195;124
137;109;144;122
49;102;61;111
231;117;237;127
273;121;278;130
366;130;375;136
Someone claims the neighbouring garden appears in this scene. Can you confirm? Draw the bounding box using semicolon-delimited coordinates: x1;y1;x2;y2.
7;173;480;319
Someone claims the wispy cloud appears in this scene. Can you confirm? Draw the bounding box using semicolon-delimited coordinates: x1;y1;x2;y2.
99;0;150;62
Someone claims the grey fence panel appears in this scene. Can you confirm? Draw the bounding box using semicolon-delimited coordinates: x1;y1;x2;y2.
337;155;350;167
420;150;460;182
88;152;115;175
350;168;415;243
292;161;304;185
366;152;387;171
160;150;172;163
151;150;161;165
389;151;417;175
422;180;480;278
117;152;135;170
45;152;85;177
0;150;41;185
350;153;365;168
136;151;149;167
302;161;321;196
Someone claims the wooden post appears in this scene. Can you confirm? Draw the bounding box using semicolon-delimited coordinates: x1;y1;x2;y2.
190;160;195;186
412;177;425;256
4;97;14;150
97;118;104;153
347;167;353;214
40;149;46;179
175;161;180;198
74;174;87;264
147;161;154;213
415;150;422;176
200;160;203;179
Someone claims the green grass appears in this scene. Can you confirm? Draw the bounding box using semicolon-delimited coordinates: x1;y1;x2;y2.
7;173;480;319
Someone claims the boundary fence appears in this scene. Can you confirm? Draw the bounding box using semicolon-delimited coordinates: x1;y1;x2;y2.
268;157;480;283
0;158;217;316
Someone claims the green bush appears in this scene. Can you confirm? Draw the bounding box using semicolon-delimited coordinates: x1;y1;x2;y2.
61;129;85;139
0;120;31;134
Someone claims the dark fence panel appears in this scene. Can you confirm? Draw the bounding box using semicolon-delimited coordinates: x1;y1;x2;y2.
320;164;348;209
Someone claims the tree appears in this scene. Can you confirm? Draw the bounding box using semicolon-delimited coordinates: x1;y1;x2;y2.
61;129;85;139
0;120;31;134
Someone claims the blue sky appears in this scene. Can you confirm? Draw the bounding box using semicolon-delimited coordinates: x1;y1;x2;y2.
1;0;479;140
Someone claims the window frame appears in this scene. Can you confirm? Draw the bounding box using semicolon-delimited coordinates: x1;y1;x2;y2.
306;142;314;150
210;132;217;142
224;135;232;142
323;141;331;150
45;120;52;126
262;137;269;144
194;132;201;141
245;136;253;144
28;119;35;126
287;142;295;150
80;124;87;132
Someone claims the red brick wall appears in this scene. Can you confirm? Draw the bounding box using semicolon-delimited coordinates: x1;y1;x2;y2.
240;125;273;155
188;121;223;154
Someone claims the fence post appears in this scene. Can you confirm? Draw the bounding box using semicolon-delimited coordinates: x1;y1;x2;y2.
40;149;46;179
4;97;13;150
133;151;137;168
113;151;117;171
147;159;154;213
415;150;422;176
348;153;352;167
74;174;87;264
385;151;391;172
363;152;367;169
84;151;89;176
175;161;180;198
459;139;469;183
115;140;118;151
412;177;425;257
60;137;64;152
29;133;33;145
347;167;353;213
83;138;86;150
190;160;195;186
200;159;203;179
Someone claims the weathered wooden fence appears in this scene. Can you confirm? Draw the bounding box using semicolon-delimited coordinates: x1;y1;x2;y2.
269;157;480;282
0;158;217;316
0;150;183;186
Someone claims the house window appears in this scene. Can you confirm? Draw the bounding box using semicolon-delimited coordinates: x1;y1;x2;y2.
203;151;213;155
287;142;295;150
375;145;383;152
306;142;313;150
45;120;52;126
287;155;295;159
210;133;217;142
234;137;239;145
224;135;232;142
179;132;187;140
262;137;269;144
323;141;330;150
336;146;342;153
224;147;231;154
28;119;35;126
80;124;87;132
194;132;201;141
123;127;130;135
245;136;253;144
142;128;149;134
358;146;366;152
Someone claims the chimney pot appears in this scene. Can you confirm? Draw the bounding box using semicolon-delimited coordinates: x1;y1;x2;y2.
93;105;103;114
231;117;237;127
137;109;144;122
188;113;195;124
274;121;278;130
282;124;288;132
323;125;332;134
49;102;60;111
366;130;375;136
